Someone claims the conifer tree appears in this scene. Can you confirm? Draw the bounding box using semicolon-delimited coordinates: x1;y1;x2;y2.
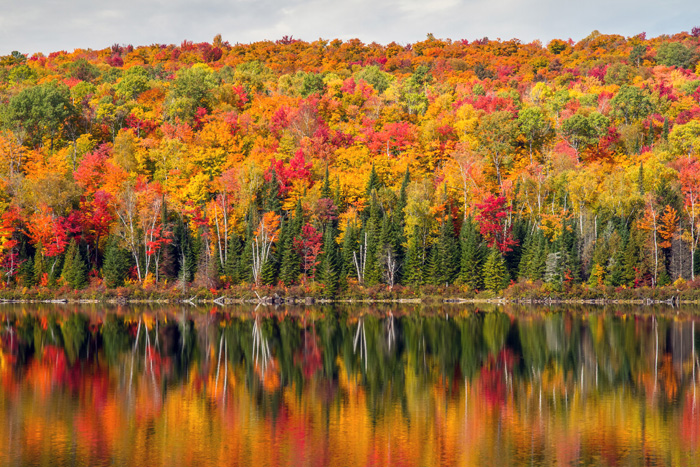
321;164;332;199
224;231;242;284
61;240;87;289
362;195;383;286
483;247;509;293
434;214;460;286
340;220;358;287
33;249;45;285
404;226;425;286
102;237;131;288
262;167;282;213
460;216;485;289
280;201;303;285
317;225;339;296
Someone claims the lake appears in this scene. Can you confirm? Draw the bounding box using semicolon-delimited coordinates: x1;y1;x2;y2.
1;304;699;466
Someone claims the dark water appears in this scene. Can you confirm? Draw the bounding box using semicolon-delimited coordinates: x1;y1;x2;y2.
1;303;700;466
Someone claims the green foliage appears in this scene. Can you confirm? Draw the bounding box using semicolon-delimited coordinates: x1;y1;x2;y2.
483;247;508;292
103;236;132;288
656;42;698;69
61;240;87;289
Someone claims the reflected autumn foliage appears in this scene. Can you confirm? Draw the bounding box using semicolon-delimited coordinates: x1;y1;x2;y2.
1;304;700;466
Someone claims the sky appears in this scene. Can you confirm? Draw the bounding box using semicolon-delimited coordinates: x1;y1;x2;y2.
0;0;698;55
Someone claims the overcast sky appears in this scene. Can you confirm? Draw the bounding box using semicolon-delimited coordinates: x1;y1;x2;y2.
0;0;698;56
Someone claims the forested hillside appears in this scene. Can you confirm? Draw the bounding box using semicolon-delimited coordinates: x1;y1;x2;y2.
1;30;700;298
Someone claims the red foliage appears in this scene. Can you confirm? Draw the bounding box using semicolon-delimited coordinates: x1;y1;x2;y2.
475;195;518;253
265;149;313;197
294;223;323;282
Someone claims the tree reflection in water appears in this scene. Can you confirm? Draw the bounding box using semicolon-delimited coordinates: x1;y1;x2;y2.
1;304;700;466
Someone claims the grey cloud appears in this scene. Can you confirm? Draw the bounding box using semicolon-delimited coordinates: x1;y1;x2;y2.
0;0;698;55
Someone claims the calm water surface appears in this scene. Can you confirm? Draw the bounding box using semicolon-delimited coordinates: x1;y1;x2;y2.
1;304;700;466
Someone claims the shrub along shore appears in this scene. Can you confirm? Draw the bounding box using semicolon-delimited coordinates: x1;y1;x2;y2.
0;280;697;306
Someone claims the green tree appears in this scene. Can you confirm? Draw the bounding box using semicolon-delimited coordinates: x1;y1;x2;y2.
483;247;509;292
103;236;132;288
459;217;485;289
61;240;87;289
4;81;76;150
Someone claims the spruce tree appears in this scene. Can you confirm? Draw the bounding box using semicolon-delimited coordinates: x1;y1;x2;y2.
61;240;87;289
224;232;242;284
280;201;303;286
103;237;132;288
321;164;332;199
363;195;383;286
483;247;509;293
404;226;425;286
262;168;282;213
33;249;45;285
340;220;358;286
435;214;460;286
460;217;484;290
317;225;339;296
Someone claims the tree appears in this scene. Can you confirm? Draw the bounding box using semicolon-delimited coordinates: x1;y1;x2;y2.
656;42;698;69
251;211;280;286
475;195;517;254
610;85;652;125
294;223;323;284
61;240;87;289
517;106;553;163
475;111;517;186
103;236;132;288
560;112;610;162
483;247;508;292
4;81;76;150
459;217;485;289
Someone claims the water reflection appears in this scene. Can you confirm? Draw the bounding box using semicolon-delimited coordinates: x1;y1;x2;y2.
1;304;700;466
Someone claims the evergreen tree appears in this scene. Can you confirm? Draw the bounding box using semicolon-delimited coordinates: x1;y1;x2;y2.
102;237;131;288
262;167;282;213
362;195;383;285
33;249;45;285
61;240;88;289
404;226;426;286
280;201;303;285
224;232;243;284
426;242;440;286
317;225;339;296
366;163;381;196
483;247;508;292
340;220;358;286
434;214;460;286
460;217;485;289
321;164;332;199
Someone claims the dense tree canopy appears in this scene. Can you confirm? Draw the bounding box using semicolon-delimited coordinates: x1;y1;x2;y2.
0;29;699;295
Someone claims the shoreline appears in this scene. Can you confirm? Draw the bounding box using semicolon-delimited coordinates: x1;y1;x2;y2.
0;296;695;306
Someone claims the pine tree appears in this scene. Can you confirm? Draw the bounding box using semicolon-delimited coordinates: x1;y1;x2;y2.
483;247;508;293
103;237;131;288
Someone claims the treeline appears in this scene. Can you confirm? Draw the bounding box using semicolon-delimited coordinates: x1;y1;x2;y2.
0;30;699;296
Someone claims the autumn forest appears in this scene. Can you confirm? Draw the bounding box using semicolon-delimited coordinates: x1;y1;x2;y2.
1;30;700;299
